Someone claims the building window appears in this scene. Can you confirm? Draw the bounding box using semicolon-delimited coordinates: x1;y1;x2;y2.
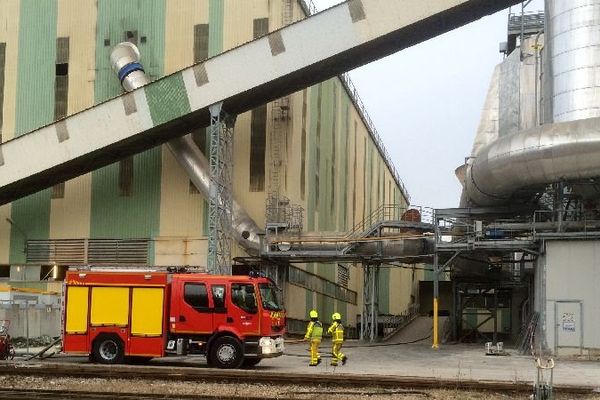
337;264;349;288
191;127;207;155
51;182;65;199
193;24;209;62
315;84;323;206
0;42;6;140
249;105;267;192
331;84;337;215
119;157;134;197
300;89;307;200
125;30;138;44
54;37;69;120
253;18;269;38
189;180;200;194
247;18;269;193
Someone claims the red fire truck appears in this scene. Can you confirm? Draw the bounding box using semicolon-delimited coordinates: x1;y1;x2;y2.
62;270;285;368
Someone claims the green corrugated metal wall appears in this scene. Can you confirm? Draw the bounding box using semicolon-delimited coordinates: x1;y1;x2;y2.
9;0;57;264
90;0;165;249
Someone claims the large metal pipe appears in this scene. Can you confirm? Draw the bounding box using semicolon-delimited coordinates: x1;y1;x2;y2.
110;42;261;253
465;117;600;206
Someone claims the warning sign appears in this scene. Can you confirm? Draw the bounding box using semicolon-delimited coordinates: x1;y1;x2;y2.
561;312;576;332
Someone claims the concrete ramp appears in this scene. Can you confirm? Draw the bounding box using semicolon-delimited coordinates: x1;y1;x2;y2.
386;316;448;344
0;0;520;205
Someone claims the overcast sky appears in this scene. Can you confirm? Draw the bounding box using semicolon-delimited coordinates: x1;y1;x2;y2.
311;0;545;209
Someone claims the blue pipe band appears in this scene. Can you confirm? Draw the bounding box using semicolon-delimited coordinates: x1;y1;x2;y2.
118;62;144;83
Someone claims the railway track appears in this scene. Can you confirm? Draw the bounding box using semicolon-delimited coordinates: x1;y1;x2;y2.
0;388;306;400
0;360;596;396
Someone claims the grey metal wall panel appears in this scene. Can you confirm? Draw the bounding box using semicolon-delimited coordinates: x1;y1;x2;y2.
544;240;600;353
499;50;520;137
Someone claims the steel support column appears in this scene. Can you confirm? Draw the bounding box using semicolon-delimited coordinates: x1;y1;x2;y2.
207;102;236;275
432;250;461;349
360;263;380;342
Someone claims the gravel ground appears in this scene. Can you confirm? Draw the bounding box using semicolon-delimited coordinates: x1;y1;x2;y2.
0;375;598;399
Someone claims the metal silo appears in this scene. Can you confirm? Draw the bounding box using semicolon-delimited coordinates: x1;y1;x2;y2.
547;0;600;122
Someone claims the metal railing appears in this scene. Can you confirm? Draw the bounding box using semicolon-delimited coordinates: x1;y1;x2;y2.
346;204;433;239
338;74;410;203
380;303;420;339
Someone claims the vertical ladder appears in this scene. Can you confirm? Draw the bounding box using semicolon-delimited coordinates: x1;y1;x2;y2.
269;0;294;194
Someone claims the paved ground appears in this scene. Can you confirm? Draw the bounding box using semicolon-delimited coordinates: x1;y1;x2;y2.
260;341;600;388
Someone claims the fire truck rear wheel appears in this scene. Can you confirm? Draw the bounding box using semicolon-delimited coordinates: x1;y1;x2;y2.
92;335;125;364
209;336;243;369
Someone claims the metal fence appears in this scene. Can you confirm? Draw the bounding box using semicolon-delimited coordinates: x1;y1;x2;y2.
0;299;61;353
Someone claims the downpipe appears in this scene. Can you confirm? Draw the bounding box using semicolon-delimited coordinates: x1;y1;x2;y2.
110;42;261;254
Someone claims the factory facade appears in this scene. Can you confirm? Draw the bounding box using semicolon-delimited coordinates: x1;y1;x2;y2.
0;0;417;333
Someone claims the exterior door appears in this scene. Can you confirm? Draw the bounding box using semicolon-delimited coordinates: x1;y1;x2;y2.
229;283;260;336
555;301;582;354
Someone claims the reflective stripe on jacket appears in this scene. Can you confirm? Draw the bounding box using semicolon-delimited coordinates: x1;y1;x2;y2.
305;320;323;340
327;321;344;342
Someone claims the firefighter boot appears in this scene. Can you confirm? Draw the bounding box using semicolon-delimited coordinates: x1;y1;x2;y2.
330;354;338;367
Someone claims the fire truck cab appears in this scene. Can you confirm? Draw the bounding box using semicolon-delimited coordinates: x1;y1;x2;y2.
62;270;285;368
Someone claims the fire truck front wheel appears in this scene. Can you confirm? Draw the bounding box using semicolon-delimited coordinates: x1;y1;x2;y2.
92;334;125;364
209;336;243;369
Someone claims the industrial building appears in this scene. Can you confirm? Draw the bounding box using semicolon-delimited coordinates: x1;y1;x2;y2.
0;0;598;361
0;0;416;337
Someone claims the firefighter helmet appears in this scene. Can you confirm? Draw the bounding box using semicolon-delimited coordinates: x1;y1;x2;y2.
309;309;319;319
332;312;341;321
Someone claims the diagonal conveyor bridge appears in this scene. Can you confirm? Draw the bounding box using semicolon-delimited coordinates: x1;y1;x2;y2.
0;0;520;205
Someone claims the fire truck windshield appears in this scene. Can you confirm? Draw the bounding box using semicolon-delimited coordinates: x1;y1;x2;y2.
259;283;283;311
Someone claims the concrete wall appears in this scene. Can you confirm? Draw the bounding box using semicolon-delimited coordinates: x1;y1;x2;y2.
541;240;600;356
0;303;61;339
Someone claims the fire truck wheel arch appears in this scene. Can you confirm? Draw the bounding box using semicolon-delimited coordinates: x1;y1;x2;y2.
92;334;125;364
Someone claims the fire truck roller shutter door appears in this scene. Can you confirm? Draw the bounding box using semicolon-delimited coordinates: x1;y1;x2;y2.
131;288;164;336
65;286;89;334
91;287;129;326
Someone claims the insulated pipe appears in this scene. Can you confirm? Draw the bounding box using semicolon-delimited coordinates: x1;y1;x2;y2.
465;117;600;206
282;236;433;257
110;42;261;253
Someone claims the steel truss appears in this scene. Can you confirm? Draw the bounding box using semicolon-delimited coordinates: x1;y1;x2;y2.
207;103;236;275
360;263;380;341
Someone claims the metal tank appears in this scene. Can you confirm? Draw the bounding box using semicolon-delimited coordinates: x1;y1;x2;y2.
110;43;261;253
547;0;600;123
464;0;600;206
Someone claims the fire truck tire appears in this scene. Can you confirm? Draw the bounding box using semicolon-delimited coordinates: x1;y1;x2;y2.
209;336;243;369
242;357;261;368
92;335;125;364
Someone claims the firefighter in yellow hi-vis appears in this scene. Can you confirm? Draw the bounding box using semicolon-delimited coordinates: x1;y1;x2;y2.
304;309;323;366
327;312;347;366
